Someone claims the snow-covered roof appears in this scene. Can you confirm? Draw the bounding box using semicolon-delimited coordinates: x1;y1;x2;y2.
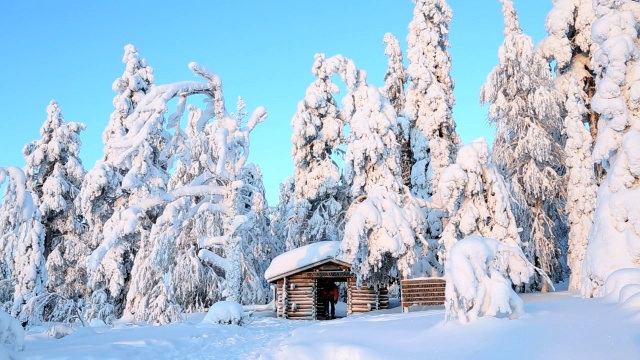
264;241;349;282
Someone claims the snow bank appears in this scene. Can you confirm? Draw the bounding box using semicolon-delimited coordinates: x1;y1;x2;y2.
264;241;343;281
0;309;24;351
604;268;640;302
600;268;640;321
200;301;247;326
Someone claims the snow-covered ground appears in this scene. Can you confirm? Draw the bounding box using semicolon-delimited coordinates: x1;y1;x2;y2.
4;287;639;360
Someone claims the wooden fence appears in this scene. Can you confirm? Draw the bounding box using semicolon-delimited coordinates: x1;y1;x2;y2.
400;277;446;313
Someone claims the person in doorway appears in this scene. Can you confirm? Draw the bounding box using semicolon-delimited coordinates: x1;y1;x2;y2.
322;281;338;319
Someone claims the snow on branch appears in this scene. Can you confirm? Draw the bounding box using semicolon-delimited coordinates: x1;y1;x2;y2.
198;249;230;271
0;167;37;222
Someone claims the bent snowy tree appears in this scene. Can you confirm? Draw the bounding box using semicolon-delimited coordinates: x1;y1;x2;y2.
81;55;271;324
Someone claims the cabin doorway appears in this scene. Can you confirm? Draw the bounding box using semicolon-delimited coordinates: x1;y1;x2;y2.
316;278;347;320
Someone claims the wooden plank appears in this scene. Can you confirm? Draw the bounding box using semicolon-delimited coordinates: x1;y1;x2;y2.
402;297;445;303
287;288;313;297
402;291;445;297
402;298;445;304
401;278;445;283
402;299;445;303
301;271;352;278
401;295;444;300
401;284;446;290
403;300;445;305
402;286;444;291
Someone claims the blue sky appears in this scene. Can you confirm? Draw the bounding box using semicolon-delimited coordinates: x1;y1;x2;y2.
0;0;551;205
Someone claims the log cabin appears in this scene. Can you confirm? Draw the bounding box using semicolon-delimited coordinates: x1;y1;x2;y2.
264;241;389;320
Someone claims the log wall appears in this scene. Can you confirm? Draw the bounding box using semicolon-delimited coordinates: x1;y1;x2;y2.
275;275;317;319
346;278;389;315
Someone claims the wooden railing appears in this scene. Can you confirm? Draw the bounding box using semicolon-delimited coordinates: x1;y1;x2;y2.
400;277;446;313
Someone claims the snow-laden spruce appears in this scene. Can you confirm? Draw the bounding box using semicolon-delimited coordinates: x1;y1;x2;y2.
563;78;597;291
270;177;296;250
341;58;402;198
481;0;567;290
22;101;89;307
339;57;434;286
77;44;161;321
539;0;603;183
538;0;595;74
342;186;428;289
404;0;459;204
289;54;347;249
122;63;273;325
444;235;546;323
382;33;412;188
382;32;407;119
0;167;46;319
102;44;155;161
582;0;640;298
438;138;520;261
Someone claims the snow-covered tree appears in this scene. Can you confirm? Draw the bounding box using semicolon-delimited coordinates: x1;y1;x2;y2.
0;167;47;320
76;44;161;320
539;0;599;152
289;54;347;248
342;59;403;198
270;177;296;250
120;65;271;324
404;0;459;203
22;101;88;301
237;163;281;300
340;58;432;286
444;236;544;323
341;186;428;289
382;33;412;189
78;44;155;250
438;138;521;260
582;0;640;297
102;44;155;160
383;33;407;117
480;0;567;290
563;78;597;291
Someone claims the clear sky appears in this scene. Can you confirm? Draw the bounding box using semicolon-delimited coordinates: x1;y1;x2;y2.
0;0;551;205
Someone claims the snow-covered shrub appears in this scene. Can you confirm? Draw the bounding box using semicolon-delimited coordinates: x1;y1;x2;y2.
0;309;24;351
444;235;546;323
85;290;114;326
18;293;86;326
201;301;248;326
47;323;74;339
